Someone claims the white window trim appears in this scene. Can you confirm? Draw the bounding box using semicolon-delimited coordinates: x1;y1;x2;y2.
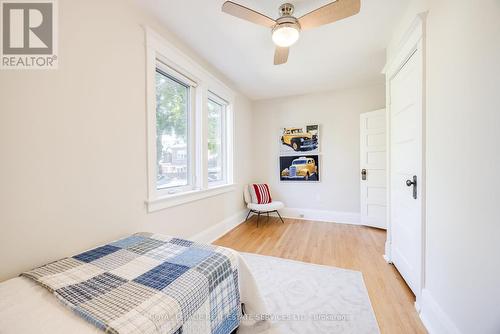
155;61;196;196
207;92;229;188
144;27;235;212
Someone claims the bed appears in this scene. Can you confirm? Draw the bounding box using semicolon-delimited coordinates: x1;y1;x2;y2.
0;233;270;334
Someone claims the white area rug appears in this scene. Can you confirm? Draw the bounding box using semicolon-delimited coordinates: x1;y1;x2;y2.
241;253;380;334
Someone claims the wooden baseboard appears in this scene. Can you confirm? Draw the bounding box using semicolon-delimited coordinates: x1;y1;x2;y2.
190;209;249;243
420;289;461;334
280;207;361;225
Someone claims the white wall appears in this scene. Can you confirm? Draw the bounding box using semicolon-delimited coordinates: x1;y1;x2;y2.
252;84;385;221
389;1;500;333
0;0;253;281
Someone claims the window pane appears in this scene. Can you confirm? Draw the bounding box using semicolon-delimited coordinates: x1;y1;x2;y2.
155;69;189;190
208;98;224;183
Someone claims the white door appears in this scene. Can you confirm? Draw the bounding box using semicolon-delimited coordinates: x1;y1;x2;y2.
360;109;387;229
389;48;423;296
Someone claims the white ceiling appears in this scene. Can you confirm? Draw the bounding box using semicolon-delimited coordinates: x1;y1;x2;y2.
137;0;410;100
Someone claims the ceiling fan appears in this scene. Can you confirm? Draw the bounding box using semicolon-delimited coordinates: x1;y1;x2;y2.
222;0;360;65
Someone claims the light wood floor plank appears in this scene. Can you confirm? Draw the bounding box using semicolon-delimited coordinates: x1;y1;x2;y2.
214;217;427;334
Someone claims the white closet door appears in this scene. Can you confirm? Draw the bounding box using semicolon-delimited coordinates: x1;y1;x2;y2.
389;49;423;296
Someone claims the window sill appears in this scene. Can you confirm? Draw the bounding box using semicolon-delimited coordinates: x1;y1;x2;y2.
146;184;236;212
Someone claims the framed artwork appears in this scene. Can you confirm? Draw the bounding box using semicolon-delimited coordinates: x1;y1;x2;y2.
279;124;319;155
280;155;320;182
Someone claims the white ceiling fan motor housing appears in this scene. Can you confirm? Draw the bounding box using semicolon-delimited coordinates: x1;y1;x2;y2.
279;3;295;16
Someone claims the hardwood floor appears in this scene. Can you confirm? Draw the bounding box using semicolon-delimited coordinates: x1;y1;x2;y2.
214;216;427;334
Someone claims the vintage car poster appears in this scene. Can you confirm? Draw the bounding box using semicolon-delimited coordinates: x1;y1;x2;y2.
279;124;319;155
280;155;320;182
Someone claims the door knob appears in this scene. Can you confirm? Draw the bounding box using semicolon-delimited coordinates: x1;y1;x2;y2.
406;175;417;199
361;169;367;180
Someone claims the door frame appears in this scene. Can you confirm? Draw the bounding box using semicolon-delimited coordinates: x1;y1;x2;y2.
383;12;428;309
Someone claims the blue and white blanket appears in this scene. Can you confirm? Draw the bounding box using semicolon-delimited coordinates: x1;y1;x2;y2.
21;233;247;334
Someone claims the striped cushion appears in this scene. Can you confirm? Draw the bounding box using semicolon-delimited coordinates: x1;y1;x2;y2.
249;184;272;204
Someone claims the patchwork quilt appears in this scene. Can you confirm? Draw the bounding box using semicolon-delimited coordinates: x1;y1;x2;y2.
21;233;242;334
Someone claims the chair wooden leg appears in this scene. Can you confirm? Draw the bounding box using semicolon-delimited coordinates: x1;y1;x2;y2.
256;212;261;227
276;210;285;224
266;212;270;221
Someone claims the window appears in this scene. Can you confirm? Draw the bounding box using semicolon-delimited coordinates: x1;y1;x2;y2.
207;94;227;185
155;65;192;192
293;159;307;165
145;28;235;211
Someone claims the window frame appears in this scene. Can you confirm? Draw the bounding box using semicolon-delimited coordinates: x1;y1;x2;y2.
207;92;229;188
145;27;235;212
155;62;197;196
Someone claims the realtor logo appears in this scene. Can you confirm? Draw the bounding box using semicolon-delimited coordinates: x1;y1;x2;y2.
1;0;58;69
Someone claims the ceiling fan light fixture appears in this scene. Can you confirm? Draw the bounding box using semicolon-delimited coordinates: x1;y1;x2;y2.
221;0;361;64
272;23;300;47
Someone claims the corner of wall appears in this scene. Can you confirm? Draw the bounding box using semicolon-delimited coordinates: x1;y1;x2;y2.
420;289;462;334
190;209;249;243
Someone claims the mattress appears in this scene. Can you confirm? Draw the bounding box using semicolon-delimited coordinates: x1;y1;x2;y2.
0;235;271;334
0;276;103;333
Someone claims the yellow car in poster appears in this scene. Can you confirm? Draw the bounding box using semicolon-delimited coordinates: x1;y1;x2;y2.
281;157;318;180
281;127;318;151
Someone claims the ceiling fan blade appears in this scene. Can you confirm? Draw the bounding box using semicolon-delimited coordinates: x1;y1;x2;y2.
222;1;276;28
274;47;289;65
298;0;360;30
